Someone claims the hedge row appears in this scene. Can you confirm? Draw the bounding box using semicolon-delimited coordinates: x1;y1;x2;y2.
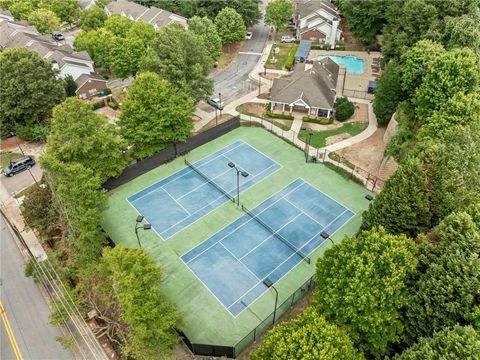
302;116;334;125
266;111;294;120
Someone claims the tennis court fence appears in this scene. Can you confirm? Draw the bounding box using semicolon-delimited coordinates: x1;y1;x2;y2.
177;275;315;358
103;116;240;190
238;115;386;193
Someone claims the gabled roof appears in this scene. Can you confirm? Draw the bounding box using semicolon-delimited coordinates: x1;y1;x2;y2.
75;73;107;90
270;58;339;110
295;0;340;19
105;0;187;28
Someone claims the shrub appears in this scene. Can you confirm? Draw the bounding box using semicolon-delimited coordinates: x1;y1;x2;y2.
302;116;334;125
266;111;294;120
108;101;118;109
92;100;105;110
284;44;298;70
335;97;355;121
15;122;50;141
104;88;112;95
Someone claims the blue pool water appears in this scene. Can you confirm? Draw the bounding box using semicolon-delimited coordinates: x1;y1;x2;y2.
319;55;365;74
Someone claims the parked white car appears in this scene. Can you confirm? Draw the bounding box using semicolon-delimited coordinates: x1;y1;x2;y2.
245;31;253;40
207;97;224;110
281;35;296;43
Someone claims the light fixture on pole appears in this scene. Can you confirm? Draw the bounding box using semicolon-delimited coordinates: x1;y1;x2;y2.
320;231;334;245
134;215;151;248
228;162;249;206
219;92;222;119
263;278;278;324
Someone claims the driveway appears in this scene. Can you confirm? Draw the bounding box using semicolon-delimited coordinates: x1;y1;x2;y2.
200;0;270;113
0;164;42;196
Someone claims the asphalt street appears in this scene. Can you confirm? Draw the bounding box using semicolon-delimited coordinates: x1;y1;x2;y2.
0;215;74;360
199;0;270;113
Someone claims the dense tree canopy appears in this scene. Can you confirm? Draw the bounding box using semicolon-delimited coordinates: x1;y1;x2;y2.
251;308;363;360
265;0;293;33
78;245;181;359
104;13;133;37
45;98;127;183
140;24;213;102
373;61;405;125
0;48;66;136
443;15;480;53
396;325;480;359
119;72;194;158
361;158;430;236
79;7;107;31
187;16;222;61
336;0;390;43
74;28;116;68
214;7;245;44
27;9;60;33
315;227;418;357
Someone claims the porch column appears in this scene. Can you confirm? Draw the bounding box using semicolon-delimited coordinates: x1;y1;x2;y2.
289;105;293;114
282;103;285;113
327;109;331;118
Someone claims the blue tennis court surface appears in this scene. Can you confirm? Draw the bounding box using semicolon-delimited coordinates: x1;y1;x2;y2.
128;140;280;239
181;179;355;316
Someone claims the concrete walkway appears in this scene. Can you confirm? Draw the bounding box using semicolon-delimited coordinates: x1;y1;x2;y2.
290;115;304;134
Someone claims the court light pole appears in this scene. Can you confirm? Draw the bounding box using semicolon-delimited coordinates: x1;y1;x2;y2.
135;215;151;248
219;92;223;119
306;131;314;163
263;278;278;324
228;162;249;206
320;231;334;245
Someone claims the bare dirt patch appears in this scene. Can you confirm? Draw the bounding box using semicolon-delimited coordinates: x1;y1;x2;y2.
198;113;234;133
326;133;351;146
95;107;121;124
216;42;244;71
0;136;45;158
243;102;266;117
335;127;397;178
348;103;368;123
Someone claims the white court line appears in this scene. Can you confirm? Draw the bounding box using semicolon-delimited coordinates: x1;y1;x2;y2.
130;140;246;203
238;212;303;261
283;197;325;227
219;243;261;281
182;180;305;263
162;187;191;216
296;181;356;216
229;207;352;317
161;162;280;236
175;165;232;201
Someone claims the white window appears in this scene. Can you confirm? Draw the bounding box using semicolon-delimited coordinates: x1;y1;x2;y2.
89;88;97;96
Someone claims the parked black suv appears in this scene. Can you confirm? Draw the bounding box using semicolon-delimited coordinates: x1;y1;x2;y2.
3;156;36;177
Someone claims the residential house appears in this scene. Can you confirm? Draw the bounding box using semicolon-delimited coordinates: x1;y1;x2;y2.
294;0;342;48
0;9;14;21
270;58;340;118
77;0;96;11
75;73;108;99
0;18;106;99
105;0;187;30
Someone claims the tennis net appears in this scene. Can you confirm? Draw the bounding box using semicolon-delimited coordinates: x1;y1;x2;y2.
241;204;311;264
185;159;235;203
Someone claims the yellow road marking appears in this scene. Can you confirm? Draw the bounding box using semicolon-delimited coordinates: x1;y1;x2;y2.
0;302;24;360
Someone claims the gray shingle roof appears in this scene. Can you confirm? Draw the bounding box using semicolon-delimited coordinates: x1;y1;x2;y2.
270;58;339;110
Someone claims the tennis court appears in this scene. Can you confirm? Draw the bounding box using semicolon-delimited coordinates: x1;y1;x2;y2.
128;140;280;239
181;178;354;316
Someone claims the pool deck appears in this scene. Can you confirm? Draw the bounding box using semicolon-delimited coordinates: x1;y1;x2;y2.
309;50;381;99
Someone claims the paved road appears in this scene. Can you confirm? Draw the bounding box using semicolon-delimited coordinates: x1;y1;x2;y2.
0;215;74;360
199;0;270;113
0;164;42;196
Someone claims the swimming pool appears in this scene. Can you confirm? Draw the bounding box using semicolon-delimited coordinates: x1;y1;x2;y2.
318;55;365;75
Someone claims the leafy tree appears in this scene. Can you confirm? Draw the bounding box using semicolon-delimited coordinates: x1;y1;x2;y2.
80;7;107;31
396;326;480;359
265;0;293;33
414;48;480;121
0;48;66;136
63;75;78;97
119;72;194;158
315;227;418;357
78;245;181;359
361;158;430;236
403;210;480;342
427;126;480;223
214;7;245;44
47;0;79;23
104;13;133;37
45;98;127;183
336;0;390;43
381;0;439;60
335;97;355;121
373;61;405;125
400;40;445;98
125;21;155;44
251;308;363;360
443;15;480;53
8;1;34;20
28;9;60;33
74;29;116;68
419;92;480;140
141;24;213;103
187;16;222;61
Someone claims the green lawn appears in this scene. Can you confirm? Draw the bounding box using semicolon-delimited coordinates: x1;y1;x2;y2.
266;44;294;70
0;152;23;168
299;122;368;148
